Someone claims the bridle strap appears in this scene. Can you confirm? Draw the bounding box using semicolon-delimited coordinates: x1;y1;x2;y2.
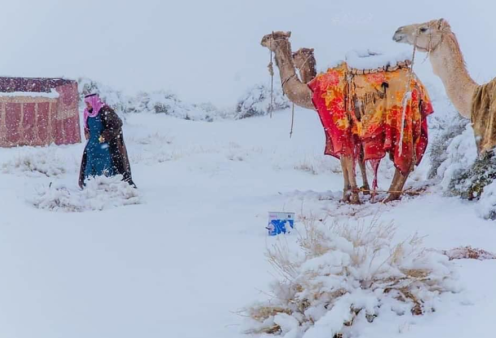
428;31;445;54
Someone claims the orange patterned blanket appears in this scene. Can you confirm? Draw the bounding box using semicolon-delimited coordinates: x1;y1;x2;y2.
308;62;433;176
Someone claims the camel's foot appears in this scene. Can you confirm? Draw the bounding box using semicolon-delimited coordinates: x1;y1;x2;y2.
383;193;401;203
349;192;361;205
341;186;351;203
361;185;371;196
342;189;361;204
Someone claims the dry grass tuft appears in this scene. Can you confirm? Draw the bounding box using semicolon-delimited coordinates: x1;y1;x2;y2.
443;246;496;261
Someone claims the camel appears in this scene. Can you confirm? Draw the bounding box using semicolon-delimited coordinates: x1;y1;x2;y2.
261;31;421;204
393;19;496;156
393;19;476;120
292;47;372;196
393;19;496;199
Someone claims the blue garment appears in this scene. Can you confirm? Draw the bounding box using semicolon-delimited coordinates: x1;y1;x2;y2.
84;114;114;180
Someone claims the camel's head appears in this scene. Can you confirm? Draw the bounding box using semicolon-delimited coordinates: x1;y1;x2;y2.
292;48;315;69
261;31;291;51
393;18;451;52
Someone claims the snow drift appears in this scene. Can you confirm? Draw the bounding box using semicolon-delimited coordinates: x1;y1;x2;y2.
30;175;141;212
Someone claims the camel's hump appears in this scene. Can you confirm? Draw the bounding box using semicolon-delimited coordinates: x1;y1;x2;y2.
344;49;412;70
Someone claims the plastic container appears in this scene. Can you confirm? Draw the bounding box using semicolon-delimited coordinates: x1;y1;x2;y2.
267;212;295;236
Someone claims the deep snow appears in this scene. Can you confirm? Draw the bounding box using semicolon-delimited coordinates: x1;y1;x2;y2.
0;107;495;338
2;0;496;336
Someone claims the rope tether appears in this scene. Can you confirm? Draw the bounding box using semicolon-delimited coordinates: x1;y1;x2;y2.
398;32;419;156
268;32;275;119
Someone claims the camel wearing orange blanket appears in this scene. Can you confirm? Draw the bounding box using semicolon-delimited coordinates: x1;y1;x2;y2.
262;32;433;203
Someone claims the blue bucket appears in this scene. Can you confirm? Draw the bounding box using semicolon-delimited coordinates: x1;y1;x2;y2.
267;212;295;236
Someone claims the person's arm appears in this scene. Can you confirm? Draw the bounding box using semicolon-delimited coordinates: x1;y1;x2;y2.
100;107;123;142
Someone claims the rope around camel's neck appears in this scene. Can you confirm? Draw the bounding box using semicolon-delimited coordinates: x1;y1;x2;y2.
399;29;447;156
267;36;300;137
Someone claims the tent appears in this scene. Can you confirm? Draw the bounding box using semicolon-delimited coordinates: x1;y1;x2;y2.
0;77;81;147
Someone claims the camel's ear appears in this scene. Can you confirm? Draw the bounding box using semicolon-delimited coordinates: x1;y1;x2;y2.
437;18;446;29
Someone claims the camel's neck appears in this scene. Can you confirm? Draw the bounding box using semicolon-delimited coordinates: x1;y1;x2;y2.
273;40;298;84
298;56;317;84
429;33;478;118
271;40;314;110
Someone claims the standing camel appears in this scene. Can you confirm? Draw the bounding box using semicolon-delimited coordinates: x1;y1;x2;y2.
292;47;372;195
393;19;496;154
261;31;431;204
261;32;361;203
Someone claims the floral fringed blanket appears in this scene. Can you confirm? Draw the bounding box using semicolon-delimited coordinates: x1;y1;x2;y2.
308;62;434;176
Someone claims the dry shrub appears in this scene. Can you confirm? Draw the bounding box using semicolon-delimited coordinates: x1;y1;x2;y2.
243;216;459;338
443;246;496;261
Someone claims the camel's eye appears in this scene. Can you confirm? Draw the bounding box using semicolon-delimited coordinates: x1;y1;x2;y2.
419;27;428;33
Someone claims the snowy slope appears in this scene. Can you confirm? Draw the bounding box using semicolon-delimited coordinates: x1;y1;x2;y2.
0;106;495;338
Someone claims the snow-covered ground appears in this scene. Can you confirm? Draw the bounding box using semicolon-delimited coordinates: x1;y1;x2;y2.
0;106;495;338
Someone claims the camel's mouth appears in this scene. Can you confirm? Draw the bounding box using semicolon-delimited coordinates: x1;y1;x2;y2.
392;30;408;44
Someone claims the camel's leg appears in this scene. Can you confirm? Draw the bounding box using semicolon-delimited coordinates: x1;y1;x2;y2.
383;168;409;203
340;156;351;202
395;170;410;193
342;155;360;204
358;153;370;195
384;168;401;202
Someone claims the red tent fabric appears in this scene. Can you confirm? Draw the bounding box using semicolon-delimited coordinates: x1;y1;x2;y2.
0;77;81;147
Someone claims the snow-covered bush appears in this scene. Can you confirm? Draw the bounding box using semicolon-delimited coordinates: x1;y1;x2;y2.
78;77;293;121
243;217;458;338
431;124;477;194
423;84;477;189
127;91;217;121
428;116;471;180
30;176;140;212
78;77;129;116
78;78;223;121
236;82;290;119
448;150;496;200
424;93;496;218
2;148;77;177
475;177;496;219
